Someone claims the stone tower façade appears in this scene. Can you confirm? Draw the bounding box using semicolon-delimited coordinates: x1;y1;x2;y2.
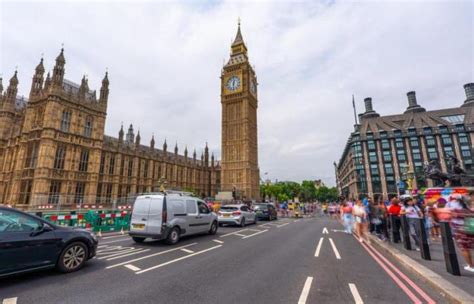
220;23;260;200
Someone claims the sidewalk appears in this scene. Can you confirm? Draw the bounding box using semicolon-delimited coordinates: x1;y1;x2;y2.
369;234;474;303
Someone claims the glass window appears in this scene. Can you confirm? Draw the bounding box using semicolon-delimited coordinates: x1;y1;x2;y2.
408;128;417;136
383;151;392;162
381;139;390;149
367;141;376;150
198;202;210;214
423;127;432;135
75;182;85;205
84;116;93;138
24;141;40;169
128;159;133;177
441;134;452;145
0;209;42;232
109;154;115;175
54;144;66;170
48;180;61;205
79;149;89;172
60;110;72;132
440;115;464;124
186;200;197;214
425;136;436;146
410;138;419;147
19;180;33;205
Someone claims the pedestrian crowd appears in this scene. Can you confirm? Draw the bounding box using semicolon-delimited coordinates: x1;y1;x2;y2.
331;190;474;273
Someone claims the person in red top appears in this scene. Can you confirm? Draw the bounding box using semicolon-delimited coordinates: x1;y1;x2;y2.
387;198;402;242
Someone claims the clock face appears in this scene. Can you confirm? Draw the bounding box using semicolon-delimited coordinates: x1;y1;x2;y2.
250;80;257;94
226;76;241;92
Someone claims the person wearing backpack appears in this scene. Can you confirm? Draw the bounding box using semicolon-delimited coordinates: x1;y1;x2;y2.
450;195;474;272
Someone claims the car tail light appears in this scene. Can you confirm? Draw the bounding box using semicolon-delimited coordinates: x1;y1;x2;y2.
232;211;241;216
162;210;167;223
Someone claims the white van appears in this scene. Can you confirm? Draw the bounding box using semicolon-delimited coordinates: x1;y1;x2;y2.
129;193;218;244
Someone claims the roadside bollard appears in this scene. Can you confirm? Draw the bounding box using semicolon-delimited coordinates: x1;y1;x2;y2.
389;215;401;243
400;215;412;250
417;218;431;260
440;221;461;276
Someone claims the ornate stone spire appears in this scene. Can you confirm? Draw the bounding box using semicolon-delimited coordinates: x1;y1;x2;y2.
135;130;141;146
0;77;3;96
79;75;89;99
5;70;19;103
230;18;247;57
174;142;178;155
211;152;215;167
100;71;109;103
118;123;124;142
126;124;135;144
193;148;197;163
44;72;51;91
150;134;155;149
30;57;45;99
204;142;209;166
35;57;45;74
232;18;243;46
52;48;65;86
184;145;188;158
163;139;167;152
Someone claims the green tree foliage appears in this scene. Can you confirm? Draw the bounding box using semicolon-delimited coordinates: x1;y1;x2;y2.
260;181;338;202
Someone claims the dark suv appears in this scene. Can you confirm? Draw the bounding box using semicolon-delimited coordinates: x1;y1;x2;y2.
253;203;278;221
0;207;98;278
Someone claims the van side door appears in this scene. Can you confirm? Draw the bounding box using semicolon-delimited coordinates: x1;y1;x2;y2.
169;199;188;236
185;199;200;235
146;197;163;236
196;201;213;233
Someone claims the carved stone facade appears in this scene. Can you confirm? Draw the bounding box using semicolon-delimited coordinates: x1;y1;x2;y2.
0;49;221;209
220;23;260;200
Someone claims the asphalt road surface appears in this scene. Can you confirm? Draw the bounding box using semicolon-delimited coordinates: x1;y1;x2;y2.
1;216;448;304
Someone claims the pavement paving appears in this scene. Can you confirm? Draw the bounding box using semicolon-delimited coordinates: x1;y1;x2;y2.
0;216;451;304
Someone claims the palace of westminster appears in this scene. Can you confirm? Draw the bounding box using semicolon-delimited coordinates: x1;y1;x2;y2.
0;24;261;208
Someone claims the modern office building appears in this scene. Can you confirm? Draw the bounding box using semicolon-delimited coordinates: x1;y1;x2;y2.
336;84;474;200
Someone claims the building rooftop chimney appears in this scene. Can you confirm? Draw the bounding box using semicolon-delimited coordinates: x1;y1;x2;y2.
462;83;474;107
404;91;426;113
359;97;380;119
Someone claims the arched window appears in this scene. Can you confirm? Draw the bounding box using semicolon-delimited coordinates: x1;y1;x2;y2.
84;116;93;137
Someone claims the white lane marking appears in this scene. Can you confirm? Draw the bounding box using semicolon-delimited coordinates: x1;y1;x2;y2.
180;248;194;254
322;227;329;234
331;229;346;233
314;237;324;257
136;245;222;274
213;239;224;244
247;228;262;232
124;264;141;272
298;277;313;304
234;233;247;237
329;238;341;259
349;283;364;304
106;243;198;269
2;298;17;304
106;249;151;261
97;246;123;253
98;248;143;259
100;238;132;245
220;229;249;237
294;219;301;223
277;223;289;228
102;234;128;240
242;229;268;239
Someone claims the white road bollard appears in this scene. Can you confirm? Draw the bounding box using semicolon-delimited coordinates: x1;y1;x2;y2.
98;229;102;238
120;227;124;235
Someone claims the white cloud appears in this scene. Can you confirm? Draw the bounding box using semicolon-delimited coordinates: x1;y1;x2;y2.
1;0;472;186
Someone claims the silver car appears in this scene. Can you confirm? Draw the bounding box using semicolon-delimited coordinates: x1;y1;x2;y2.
129;193;218;244
218;204;257;227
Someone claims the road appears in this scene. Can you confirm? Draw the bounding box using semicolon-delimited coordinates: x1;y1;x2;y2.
1;216;447;304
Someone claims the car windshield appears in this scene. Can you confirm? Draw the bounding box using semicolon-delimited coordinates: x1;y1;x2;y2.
220;207;238;211
253;205;268;210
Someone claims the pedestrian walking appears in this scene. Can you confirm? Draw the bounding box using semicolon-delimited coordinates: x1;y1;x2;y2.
450;195;474;272
400;197;423;251
353;200;369;243
340;201;353;234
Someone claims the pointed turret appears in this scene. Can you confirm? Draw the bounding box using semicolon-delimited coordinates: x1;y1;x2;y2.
118;123;124;142
135;130;141;146
78;75;89;100
204;142;209;167
5;70;19;105
163;139;168;153
211;153;215;167
230;19;248;57
30;57;45;99
150;134;155;149
100;71;109;104
184;146;188;158
52;48;65;86
174;142;178;156
0;77;3;97
126;124;135;144
44;72;51;91
193;148;197;163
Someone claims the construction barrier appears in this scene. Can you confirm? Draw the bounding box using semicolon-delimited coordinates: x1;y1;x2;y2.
36;209;131;233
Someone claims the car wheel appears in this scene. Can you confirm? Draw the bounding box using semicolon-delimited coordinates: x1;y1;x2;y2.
132;237;146;243
209;221;218;235
240;217;246;227
166;227;180;245
57;242;88;273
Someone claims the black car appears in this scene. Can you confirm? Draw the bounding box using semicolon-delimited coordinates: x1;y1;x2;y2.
0;207;98;278
253;203;278;221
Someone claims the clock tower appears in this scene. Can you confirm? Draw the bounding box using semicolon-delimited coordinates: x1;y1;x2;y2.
220;22;260;200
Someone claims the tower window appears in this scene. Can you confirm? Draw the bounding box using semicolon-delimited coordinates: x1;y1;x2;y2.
54;144;67;170
24;141;40;169
84;116;93;138
48;180;62;205
109;154;115;175
79;149;89;172
75;182;85;205
19;180;33;205
61;110;72;132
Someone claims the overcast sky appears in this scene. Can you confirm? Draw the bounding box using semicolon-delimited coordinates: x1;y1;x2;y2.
1;0;473;186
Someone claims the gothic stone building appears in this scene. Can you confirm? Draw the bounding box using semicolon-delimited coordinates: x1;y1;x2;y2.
336;85;474;200
0;48;221;209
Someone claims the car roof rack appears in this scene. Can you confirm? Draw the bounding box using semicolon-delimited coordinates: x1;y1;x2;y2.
139;191;195;197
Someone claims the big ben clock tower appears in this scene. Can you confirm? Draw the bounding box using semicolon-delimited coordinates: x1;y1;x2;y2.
220;21;260;200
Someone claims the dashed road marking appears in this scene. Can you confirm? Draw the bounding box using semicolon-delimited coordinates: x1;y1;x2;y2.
98;248;143;259
329;238;341;259
212;239;224;244
277;223;289;228
102;234;127;240
106;243;198;269
314;237;324;257
220;229;249;237
124;264;141;272
180;248;194;254
100;238;131;245
234;233;247;237
136;245;222;274
298;277;313;304
2;298;17;304
242;229;268;239
349;283;364;304
107;249;151;261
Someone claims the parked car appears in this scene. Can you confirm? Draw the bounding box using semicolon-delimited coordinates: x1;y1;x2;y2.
253;203;278;221
0;206;98;278
218;204;257;227
129;193;218;244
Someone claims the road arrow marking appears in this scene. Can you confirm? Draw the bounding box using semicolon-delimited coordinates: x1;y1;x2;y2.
314;237;324;257
329;238;341;259
322;227;329;234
